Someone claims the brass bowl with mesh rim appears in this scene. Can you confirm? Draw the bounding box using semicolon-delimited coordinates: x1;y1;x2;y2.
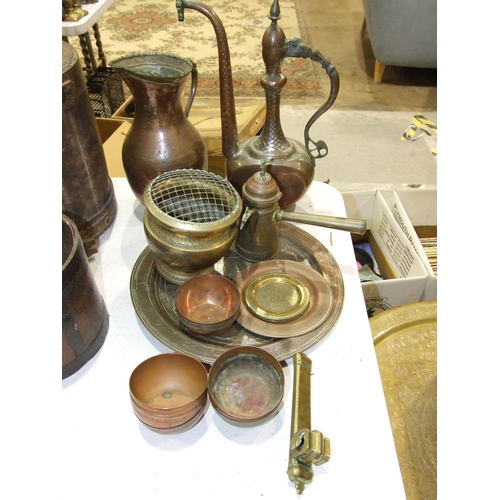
143;169;242;284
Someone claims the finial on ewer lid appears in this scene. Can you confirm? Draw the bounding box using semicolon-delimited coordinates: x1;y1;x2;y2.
269;0;281;23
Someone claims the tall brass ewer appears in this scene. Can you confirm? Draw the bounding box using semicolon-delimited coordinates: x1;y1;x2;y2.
176;0;340;209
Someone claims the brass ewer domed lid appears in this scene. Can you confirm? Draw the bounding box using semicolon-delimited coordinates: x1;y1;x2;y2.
242;162;281;206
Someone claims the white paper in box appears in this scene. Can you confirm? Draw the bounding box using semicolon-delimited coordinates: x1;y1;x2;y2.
343;189;430;316
383;190;437;301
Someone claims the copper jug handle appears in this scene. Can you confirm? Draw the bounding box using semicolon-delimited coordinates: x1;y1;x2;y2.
184;60;198;118
284;39;340;165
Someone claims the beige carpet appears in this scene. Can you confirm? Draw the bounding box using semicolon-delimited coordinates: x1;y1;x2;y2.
72;0;325;99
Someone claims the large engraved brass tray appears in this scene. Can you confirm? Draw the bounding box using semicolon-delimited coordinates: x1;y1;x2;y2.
370;301;437;500
130;222;344;363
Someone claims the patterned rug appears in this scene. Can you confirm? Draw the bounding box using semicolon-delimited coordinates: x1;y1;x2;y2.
74;0;324;99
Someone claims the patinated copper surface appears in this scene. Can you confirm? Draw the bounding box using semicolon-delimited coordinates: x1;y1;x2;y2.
175;274;241;336
62;215;109;379
109;54;208;204
176;0;340;209
208;346;284;426
62;41;117;253
130;222;344;363
129;353;208;431
233;260;332;338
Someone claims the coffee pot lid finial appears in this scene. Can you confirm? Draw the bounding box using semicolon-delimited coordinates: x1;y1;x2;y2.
242;160;281;205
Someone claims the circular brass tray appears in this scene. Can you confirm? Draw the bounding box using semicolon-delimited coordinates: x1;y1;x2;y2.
235;261;332;337
244;272;311;323
130;222;344;364
370;301;437;500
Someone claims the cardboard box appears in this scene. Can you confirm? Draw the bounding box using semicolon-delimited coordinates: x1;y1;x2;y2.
112;96;266;156
99;96;266;179
343;188;437;317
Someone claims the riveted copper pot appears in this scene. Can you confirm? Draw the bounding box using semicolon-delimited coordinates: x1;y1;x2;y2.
143;170;242;284
62;214;109;379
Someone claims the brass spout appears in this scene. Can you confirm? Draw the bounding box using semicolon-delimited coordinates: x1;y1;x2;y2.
275;210;366;235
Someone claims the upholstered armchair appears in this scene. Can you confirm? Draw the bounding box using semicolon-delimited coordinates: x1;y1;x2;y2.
361;0;437;83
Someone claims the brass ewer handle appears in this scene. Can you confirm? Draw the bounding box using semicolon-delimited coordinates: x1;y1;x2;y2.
284;39;340;163
287;353;331;494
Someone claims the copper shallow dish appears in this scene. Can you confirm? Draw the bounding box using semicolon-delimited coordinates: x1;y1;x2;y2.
234;260;333;338
244;272;310;323
208;346;284;426
130;222;344;363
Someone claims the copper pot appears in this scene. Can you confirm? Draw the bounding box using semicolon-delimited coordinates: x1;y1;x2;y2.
62;41;117;253
62;214;109;379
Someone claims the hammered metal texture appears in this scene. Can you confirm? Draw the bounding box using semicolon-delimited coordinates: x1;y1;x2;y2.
130;222;344;363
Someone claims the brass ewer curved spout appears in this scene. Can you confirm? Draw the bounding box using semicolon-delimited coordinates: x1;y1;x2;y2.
176;0;340;210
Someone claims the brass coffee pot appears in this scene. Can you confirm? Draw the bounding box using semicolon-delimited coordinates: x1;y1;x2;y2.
235;162;366;262
176;0;340;210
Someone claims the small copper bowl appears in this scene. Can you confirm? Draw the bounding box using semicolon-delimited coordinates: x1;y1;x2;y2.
208;346;284;426
175;274;241;336
129;353;208;431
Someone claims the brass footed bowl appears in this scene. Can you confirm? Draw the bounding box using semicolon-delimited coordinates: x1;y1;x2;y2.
129;353;208;431
143;170;242;285
175;274;241;336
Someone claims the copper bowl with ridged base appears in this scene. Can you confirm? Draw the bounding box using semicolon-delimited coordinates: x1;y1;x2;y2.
129;353;209;431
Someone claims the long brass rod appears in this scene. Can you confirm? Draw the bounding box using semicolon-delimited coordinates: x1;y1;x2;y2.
287;352;313;494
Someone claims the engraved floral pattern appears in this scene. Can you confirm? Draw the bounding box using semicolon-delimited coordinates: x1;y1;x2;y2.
70;0;323;98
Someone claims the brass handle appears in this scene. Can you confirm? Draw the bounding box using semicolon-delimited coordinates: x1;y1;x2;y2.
276;210;366;235
287;353;331;494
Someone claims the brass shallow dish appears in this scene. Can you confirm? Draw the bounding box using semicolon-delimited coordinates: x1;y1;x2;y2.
130;222;344;363
244;272;310;322
234;260;333;338
370;301;437;500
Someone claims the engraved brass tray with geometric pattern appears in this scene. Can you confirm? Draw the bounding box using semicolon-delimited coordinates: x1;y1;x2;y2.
130;222;344;364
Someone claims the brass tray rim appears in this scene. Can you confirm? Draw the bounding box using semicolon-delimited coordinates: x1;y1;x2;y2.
130;223;344;364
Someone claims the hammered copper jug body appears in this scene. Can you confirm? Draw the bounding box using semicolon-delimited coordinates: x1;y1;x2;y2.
62;41;117;252
109;54;208;204
62;214;109;379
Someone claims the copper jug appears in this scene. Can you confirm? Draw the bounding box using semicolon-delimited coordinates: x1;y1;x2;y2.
62;41;117;253
109;53;208;204
176;0;340;210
